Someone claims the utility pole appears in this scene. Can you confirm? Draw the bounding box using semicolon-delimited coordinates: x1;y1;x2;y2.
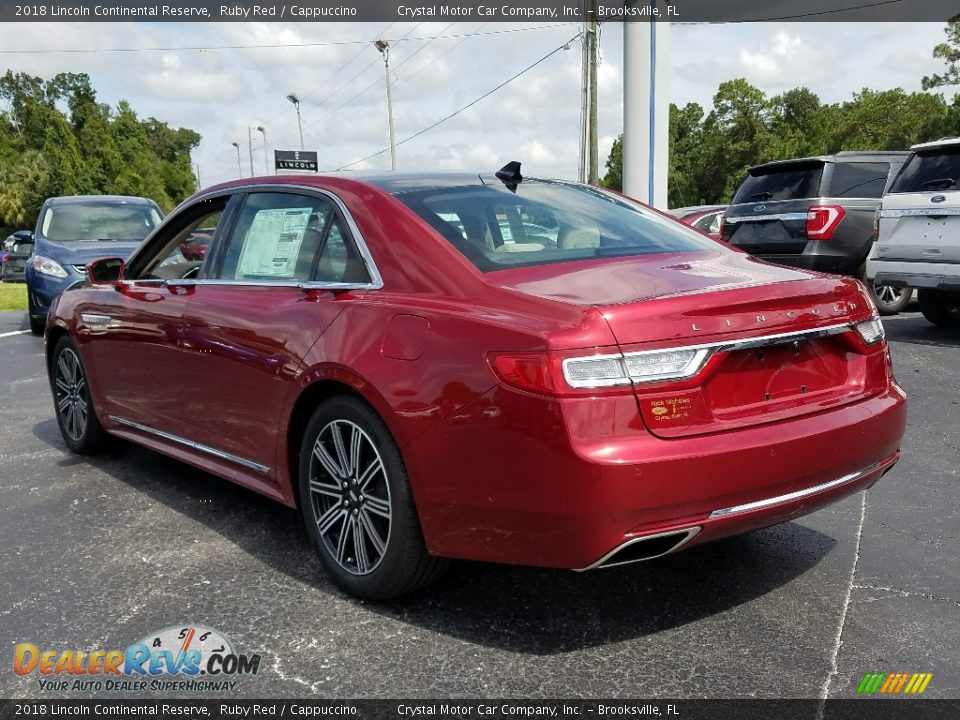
579;0;599;185
587;0;599;185
247;126;255;177
375;39;397;171
231;142;242;177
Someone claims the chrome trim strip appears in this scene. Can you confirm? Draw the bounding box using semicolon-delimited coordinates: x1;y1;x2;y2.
576;527;701;571
709;462;880;519
79;313;112;326
562;322;856;389
881;207;960;218
724;212;808;224
108;415;270;475
158;278;377;292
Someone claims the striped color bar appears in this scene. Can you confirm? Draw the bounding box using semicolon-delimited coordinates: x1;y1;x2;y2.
857;672;933;695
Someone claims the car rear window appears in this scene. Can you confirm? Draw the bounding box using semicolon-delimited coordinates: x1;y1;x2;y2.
889;146;960;193
827;162;890;198
389;181;714;272
732;163;824;203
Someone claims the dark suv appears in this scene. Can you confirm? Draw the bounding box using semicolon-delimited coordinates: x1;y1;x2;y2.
722;151;909;314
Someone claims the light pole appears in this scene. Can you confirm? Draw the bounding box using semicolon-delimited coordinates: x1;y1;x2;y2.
247;126;255;177
257;125;269;175
287;93;304;151
374;39;397;171
230;142;242;177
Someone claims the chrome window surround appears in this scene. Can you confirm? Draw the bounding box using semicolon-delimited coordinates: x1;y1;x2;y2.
880;207;960;218
709;462;880;519
723;212;808;224
125;183;384;292
561;322;856;389
109;415;270;475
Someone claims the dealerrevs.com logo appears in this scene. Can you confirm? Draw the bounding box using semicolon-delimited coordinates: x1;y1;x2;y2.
14;625;261;693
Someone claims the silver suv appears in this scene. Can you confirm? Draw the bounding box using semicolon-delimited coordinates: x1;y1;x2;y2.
868;138;960;328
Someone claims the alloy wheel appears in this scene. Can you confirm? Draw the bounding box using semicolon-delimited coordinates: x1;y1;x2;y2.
873;282;905;306
55;348;88;442
308;419;392;575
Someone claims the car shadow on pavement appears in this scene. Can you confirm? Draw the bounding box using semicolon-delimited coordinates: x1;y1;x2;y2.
884;314;960;348
33;418;836;655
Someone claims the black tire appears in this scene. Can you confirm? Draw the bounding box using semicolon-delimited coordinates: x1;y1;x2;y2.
869;281;912;316
27;292;45;335
50;335;110;454
917;289;960;329
298;395;448;600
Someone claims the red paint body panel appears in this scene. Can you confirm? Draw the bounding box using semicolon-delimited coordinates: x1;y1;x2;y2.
47;173;908;571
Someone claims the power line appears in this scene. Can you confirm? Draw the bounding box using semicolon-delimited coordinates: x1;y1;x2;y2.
258;21;396;130
397;21;492;87
0;23;570;55
336;31;582;171
307;22;458;131
262;22;569;149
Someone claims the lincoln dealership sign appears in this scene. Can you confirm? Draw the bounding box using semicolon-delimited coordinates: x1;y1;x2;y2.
275;150;318;173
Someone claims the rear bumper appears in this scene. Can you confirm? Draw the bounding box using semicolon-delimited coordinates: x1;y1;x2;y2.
404;384;907;569
868;259;960;291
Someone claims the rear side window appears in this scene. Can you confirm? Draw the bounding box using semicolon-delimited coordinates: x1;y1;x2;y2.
732;163;824;203
390;181;713;272
827;162;890;198
889;147;960;193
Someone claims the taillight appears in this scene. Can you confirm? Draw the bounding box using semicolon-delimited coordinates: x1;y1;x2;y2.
489;348;711;396
489;354;566;395
806;205;845;240
872;205;881;241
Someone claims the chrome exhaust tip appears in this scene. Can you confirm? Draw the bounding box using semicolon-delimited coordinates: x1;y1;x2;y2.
577;527;701;571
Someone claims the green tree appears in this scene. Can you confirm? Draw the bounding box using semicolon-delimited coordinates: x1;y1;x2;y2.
0;72;200;228
923;15;960;90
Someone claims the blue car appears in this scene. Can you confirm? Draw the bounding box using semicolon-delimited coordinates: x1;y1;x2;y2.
26;195;163;334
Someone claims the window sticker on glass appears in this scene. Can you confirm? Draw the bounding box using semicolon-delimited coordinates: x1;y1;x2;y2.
237;207;313;278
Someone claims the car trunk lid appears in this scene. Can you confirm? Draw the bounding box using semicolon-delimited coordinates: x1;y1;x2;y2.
491;250;884;438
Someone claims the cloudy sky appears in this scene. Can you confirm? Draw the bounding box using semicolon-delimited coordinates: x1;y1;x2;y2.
0;21;950;189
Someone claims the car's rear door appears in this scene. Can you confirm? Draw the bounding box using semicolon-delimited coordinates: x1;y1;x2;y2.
177;188;378;478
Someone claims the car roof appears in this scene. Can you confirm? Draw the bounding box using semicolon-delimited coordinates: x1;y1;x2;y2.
197;172;582;201
910;137;960;151
749;150;909;173
43;194;157;206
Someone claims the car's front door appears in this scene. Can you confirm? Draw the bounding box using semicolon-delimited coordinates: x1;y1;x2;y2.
177;189;376;479
81;196;234;438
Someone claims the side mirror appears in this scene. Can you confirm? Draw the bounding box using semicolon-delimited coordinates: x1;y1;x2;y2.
87;257;126;284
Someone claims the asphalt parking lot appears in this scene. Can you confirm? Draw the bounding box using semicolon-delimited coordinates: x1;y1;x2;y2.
0;307;957;700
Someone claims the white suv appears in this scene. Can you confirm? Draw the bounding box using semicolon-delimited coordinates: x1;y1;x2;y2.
868;138;960;328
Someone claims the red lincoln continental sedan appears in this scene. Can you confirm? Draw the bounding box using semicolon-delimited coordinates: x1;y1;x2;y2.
45;166;907;599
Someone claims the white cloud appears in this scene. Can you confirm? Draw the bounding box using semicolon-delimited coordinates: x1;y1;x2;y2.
0;21;953;188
